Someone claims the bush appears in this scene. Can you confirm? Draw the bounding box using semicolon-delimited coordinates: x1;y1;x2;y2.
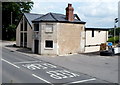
108;36;119;43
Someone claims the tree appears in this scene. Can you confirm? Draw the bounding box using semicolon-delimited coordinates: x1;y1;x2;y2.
2;2;34;40
109;27;120;36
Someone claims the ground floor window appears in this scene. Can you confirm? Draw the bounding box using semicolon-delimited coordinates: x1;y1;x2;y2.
45;40;53;48
20;32;27;47
20;33;23;46
24;33;27;47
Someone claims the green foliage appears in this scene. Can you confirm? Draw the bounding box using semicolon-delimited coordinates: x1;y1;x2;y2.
108;36;119;43
6;24;16;40
2;2;34;40
109;27;120;36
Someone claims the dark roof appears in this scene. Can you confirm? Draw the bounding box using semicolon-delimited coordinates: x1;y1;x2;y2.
85;27;112;30
24;13;43;26
32;12;86;24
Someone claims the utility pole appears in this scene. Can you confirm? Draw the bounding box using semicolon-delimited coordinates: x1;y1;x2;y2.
11;12;12;25
114;18;118;46
114;22;116;46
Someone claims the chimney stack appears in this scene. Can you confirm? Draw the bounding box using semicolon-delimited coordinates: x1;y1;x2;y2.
66;3;74;21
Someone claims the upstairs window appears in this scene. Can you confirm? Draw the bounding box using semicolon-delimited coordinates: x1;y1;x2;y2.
92;30;94;37
45;24;53;33
34;23;39;31
20;19;23;31
24;19;27;31
45;40;53;48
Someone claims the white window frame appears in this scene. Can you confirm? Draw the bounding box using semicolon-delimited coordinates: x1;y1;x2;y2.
45;24;53;33
44;40;54;50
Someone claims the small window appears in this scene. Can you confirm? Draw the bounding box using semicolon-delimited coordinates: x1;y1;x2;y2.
98;31;101;33
92;30;94;37
20;20;23;31
45;24;53;33
24;19;27;31
34;23;39;31
45;40;53;48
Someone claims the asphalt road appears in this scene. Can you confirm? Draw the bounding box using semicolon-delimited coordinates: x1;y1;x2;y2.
2;47;110;84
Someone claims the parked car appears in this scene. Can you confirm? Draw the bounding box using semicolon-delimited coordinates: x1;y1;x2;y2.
100;47;120;56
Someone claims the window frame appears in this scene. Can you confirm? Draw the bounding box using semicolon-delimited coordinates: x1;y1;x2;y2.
34;23;39;31
24;18;27;31
45;24;53;33
44;40;54;49
20;19;23;31
24;33;27;47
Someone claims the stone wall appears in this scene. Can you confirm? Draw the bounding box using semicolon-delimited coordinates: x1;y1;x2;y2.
57;23;85;55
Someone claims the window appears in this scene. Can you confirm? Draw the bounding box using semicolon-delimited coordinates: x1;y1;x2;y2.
20;20;23;31
92;30;94;37
34;23;39;31
20;33;23;46
45;40;53;48
98;31;101;33
45;24;53;33
24;19;27;31
24;33;27;47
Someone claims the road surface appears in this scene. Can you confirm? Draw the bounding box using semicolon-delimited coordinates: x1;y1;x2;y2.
2;47;110;84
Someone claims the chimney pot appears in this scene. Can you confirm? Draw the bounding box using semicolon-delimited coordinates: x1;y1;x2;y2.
68;4;72;7
66;3;74;21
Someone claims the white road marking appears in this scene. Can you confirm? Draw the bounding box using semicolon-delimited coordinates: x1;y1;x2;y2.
32;74;53;85
46;70;79;79
67;78;96;84
14;61;41;64
1;58;20;69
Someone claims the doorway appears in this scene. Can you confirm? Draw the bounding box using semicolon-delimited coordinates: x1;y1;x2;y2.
34;40;39;54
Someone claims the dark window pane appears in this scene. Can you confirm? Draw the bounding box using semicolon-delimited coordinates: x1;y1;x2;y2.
20;33;23;46
21;20;23;31
45;40;53;48
24;33;27;47
24;19;27;31
92;30;94;37
34;24;39;31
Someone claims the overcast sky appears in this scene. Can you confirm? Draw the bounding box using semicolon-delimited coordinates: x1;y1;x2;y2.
31;0;119;28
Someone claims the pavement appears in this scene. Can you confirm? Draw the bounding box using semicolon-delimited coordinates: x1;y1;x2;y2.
1;41;119;84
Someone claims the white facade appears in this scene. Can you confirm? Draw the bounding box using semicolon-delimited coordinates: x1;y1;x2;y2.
16;14;109;55
85;30;108;53
118;1;120;27
16;16;33;48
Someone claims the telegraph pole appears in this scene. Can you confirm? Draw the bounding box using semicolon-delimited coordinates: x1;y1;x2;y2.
114;18;118;46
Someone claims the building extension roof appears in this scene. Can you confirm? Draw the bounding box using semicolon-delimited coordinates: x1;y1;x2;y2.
24;13;44;27
85;27;112;30
32;12;86;24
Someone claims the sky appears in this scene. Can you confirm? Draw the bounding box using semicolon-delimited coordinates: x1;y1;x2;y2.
31;0;119;28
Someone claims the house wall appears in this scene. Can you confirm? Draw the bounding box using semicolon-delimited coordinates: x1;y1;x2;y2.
85;30;108;53
57;23;85;55
40;22;58;55
16;23;20;46
27;23;33;48
16;16;33;48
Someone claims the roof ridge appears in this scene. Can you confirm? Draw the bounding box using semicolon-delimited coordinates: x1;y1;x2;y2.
33;13;49;21
50;13;58;21
50;12;65;15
